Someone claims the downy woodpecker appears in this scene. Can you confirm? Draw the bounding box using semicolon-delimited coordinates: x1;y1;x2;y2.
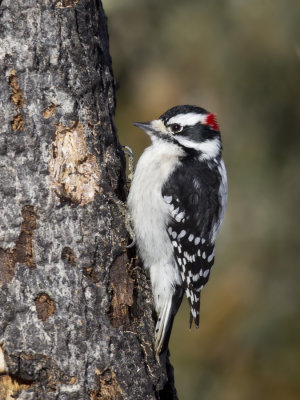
128;105;228;358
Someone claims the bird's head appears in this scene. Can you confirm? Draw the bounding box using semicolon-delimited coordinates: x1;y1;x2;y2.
133;105;222;160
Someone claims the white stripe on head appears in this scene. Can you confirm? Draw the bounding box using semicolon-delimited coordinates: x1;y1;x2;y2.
167;112;207;126
174;136;221;159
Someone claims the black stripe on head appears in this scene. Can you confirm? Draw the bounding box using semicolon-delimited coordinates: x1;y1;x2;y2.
160;105;209;123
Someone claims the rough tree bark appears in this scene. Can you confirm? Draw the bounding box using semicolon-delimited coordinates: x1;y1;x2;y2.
0;1;177;399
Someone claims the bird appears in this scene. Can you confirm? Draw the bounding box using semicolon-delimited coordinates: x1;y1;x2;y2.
127;105;228;360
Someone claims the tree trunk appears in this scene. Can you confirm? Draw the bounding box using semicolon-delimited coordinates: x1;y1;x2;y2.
0;1;177;398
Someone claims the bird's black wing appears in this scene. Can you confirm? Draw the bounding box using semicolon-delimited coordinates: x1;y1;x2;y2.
162;157;222;327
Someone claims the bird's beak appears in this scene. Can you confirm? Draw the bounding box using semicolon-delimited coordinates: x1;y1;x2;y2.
132;121;156;133
132;119;168;138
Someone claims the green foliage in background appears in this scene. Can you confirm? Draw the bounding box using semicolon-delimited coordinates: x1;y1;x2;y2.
103;1;300;399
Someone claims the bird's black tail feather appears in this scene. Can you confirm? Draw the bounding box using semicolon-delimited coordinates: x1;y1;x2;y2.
189;291;201;329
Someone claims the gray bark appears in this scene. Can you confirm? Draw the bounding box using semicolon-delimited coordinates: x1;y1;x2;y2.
0;1;177;399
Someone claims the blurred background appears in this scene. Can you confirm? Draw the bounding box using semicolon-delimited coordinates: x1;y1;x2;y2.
102;1;300;399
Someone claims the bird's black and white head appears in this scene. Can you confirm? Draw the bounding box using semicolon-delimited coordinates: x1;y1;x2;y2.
133;105;222;160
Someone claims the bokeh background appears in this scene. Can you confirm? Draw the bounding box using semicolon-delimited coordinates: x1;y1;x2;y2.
102;1;300;399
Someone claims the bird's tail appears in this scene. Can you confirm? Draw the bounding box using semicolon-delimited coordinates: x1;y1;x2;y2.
188;290;201;329
154;285;184;362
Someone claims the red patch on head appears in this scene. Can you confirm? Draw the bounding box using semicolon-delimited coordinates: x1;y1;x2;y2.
205;113;219;131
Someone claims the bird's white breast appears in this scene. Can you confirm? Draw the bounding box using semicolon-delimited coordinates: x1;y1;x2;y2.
128;140;183;269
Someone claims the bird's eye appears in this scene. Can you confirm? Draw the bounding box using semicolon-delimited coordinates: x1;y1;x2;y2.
169;123;182;133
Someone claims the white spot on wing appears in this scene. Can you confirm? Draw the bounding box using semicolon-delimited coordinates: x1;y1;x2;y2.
178;230;186;239
192;273;200;282
194;237;200;245
164;195;172;204
171;207;179;217
203;269;210;278
188;234;194;242
175;211;185;222
207;250;215;263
